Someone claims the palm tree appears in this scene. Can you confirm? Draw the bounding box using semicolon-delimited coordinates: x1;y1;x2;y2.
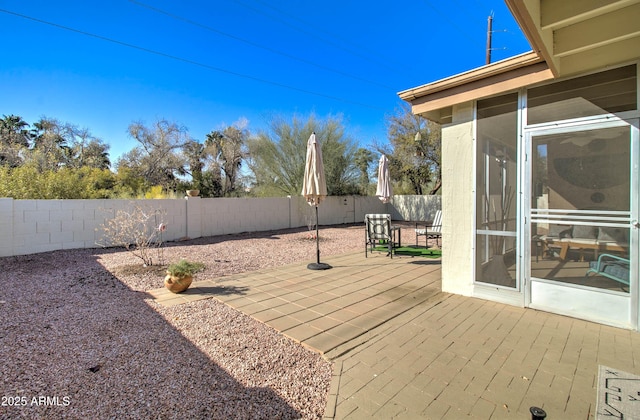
354;147;375;195
0;114;32;167
205;124;246;196
31;118;71;170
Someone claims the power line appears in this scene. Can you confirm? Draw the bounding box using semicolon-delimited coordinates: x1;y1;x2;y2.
129;0;395;90
0;7;387;111
245;0;407;75
231;0;405;76
421;0;484;47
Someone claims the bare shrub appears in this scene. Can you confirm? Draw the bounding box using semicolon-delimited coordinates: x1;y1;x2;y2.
97;204;166;266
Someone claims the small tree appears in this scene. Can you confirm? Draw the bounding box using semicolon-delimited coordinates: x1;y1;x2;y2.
97;204;166;266
377;103;442;195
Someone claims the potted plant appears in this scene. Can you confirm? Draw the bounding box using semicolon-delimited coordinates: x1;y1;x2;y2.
164;260;205;293
186;189;200;197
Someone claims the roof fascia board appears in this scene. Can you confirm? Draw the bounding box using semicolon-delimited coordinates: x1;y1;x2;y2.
398;51;543;101
409;61;553;118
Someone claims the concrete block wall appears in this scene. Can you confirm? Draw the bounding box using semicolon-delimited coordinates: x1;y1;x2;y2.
0;195;439;257
0;198;14;257
391;195;441;222
91;199;186;245
199;197;292;237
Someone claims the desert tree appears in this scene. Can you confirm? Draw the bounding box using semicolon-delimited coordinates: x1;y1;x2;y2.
376;103;441;195
65;125;111;170
117;119;190;192
246;113;359;197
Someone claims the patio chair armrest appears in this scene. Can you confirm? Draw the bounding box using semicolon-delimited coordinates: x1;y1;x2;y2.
593;253;629;267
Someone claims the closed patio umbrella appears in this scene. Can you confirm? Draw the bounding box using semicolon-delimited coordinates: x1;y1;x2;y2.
376;154;392;203
301;132;331;270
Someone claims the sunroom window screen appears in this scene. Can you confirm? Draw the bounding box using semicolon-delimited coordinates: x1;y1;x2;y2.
475;92;519;288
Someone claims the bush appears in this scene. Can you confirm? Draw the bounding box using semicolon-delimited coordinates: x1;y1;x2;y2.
0;165;116;199
97;204;166;266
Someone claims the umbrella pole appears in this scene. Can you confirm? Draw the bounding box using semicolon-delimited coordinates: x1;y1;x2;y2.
307;205;332;270
315;206;320;264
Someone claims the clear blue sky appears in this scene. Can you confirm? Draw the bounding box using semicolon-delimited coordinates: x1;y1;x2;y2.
1;1;531;165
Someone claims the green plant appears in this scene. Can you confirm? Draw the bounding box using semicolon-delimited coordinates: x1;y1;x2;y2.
166;260;205;278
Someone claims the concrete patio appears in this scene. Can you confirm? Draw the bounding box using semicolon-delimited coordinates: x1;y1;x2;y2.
149;251;640;419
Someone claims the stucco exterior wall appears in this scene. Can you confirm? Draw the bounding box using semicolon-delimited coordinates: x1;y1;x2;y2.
441;102;475;296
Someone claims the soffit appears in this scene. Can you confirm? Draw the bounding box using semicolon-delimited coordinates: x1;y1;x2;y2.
505;0;640;77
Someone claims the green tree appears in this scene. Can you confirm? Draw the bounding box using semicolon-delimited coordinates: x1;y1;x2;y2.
247;114;359;197
377;103;441;195
182;140;205;190
320;120;359;195
112;164;147;198
177;139;223;198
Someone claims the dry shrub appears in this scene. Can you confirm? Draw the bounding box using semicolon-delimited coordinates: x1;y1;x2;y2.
97;204;167;266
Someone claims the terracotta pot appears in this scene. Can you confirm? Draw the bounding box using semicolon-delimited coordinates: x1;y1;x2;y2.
186;189;200;197
164;274;193;293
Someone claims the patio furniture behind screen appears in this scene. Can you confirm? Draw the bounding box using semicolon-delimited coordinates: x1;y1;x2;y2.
541;225;628;261
585;253;630;290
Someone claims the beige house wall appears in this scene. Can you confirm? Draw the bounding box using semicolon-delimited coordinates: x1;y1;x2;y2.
441;102;475;296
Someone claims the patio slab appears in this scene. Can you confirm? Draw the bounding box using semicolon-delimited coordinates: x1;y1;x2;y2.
149;250;640;419
151;251;442;355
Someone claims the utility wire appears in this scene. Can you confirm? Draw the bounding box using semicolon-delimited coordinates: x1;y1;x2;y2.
0;7;386;111
247;0;406;75
129;0;395;90
421;0;484;47
231;0;404;76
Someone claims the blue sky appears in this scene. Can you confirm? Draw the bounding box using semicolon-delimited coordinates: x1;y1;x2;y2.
1;1;531;165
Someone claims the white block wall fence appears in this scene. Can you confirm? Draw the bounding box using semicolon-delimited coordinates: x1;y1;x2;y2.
0;195;440;257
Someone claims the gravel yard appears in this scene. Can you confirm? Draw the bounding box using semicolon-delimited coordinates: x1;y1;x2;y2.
0;224;370;419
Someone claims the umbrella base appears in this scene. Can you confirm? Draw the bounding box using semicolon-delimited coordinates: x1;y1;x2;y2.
307;262;332;270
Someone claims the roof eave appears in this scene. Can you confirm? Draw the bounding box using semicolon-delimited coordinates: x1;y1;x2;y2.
398;51;543;101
